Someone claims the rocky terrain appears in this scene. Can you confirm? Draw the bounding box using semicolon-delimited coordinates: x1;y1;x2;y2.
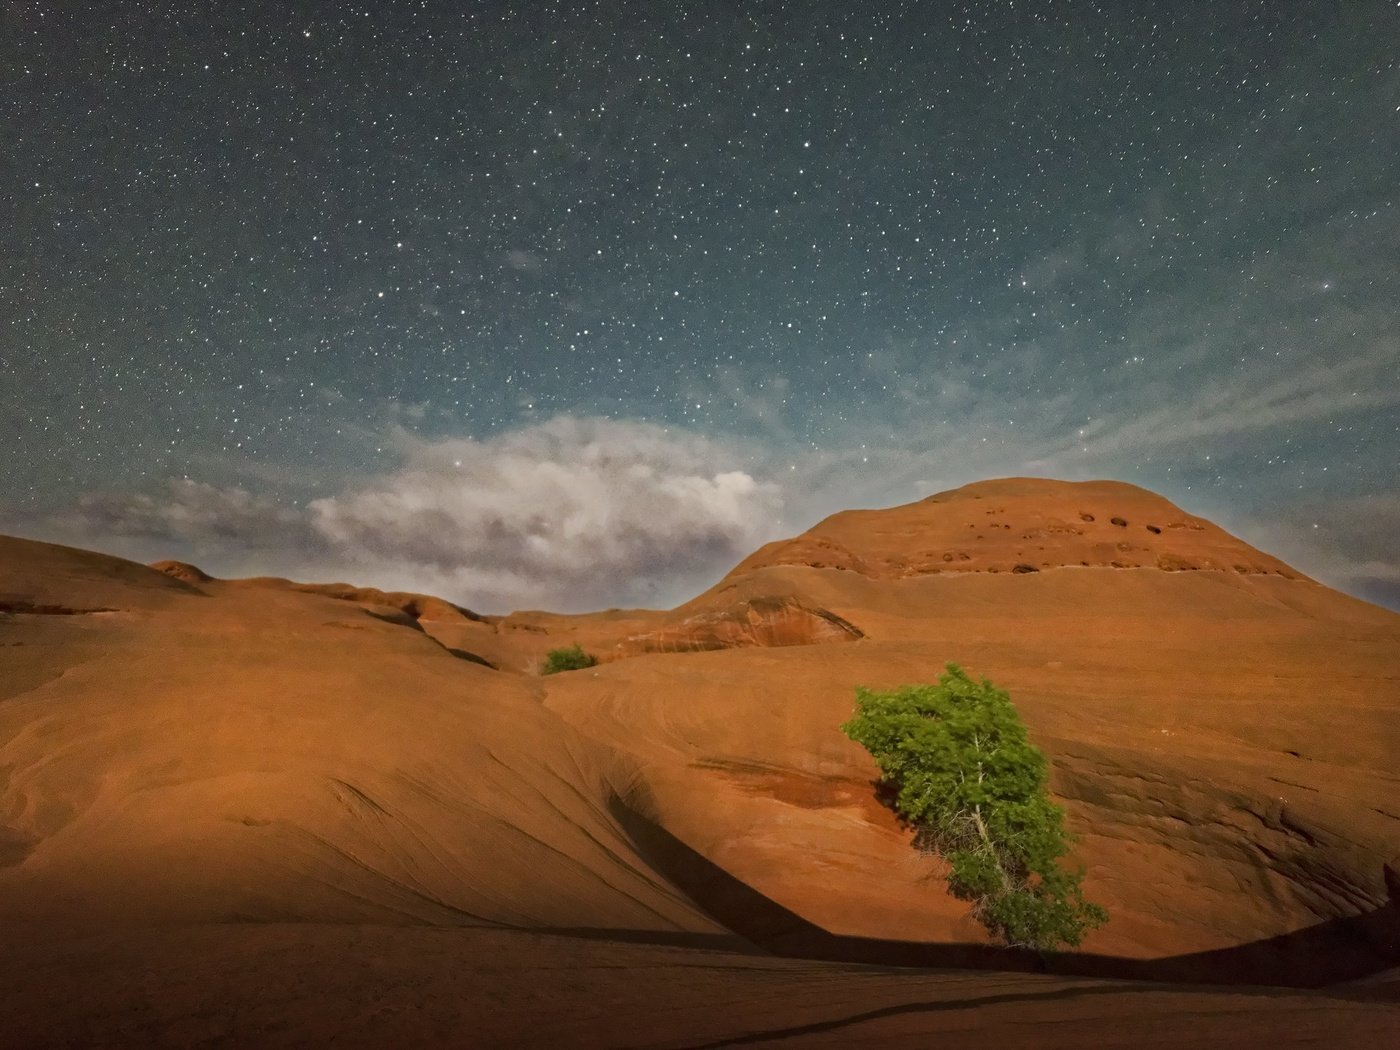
2;478;1398;1046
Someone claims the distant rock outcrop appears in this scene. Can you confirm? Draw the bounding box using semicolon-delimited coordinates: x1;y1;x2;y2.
150;559;213;584
148;561;485;625
619;595;863;654
725;477;1302;581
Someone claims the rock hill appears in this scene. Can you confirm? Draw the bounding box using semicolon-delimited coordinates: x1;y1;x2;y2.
2;478;1398;1047
728;477;1301;578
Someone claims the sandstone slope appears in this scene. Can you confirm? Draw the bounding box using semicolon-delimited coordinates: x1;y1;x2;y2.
538;479;1400;980
2;477;1399;1044
0;535;713;936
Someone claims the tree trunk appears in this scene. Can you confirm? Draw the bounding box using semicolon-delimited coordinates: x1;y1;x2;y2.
972;742;1014;894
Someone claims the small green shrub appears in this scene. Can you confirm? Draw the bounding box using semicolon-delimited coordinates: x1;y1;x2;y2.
842;663;1107;951
540;643;598;675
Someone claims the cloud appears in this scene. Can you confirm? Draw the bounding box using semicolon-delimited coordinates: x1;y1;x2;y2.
306;416;782;610
502;249;546;272
61;480;308;546
1221;492;1400;611
1051;351;1400;461
39;418;783;613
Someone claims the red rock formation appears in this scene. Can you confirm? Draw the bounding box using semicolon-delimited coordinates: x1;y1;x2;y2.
2;478;1399;1043
149;560;485;625
727;477;1302;579
618;595;863;654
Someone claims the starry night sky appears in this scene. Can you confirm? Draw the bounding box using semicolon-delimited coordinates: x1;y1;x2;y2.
3;2;1398;612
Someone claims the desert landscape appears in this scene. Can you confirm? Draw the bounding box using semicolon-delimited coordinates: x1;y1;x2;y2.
2;477;1398;1047
11;2;1398;1045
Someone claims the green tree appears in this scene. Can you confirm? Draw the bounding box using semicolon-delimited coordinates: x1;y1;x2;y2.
842;663;1107;950
540;643;598;675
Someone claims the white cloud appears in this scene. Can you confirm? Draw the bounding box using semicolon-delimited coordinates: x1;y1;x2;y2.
32;418;784;613
1229;493;1400;595
303;416;782;610
63;480;307;544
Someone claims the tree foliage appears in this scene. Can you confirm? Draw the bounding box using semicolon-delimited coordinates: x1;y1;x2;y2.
540;643;598;675
842;663;1107;950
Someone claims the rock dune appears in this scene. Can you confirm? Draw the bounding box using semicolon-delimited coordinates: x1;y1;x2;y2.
2;478;1398;1046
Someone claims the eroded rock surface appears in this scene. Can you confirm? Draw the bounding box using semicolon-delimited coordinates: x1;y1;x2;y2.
619;595;863;654
729;477;1302;579
1;477;1398;1045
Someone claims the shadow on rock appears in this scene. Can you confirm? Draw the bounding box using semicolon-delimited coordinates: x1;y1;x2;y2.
606;794;1400;989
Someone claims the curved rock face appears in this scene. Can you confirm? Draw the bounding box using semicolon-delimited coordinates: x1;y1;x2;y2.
0;537;711;937
271;582;486;625
727;478;1302;580
151;560;486;625
149;559;214;584
541;479;1400;984
1;537;203;612
619;596;863;655
1;476;1399;1026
